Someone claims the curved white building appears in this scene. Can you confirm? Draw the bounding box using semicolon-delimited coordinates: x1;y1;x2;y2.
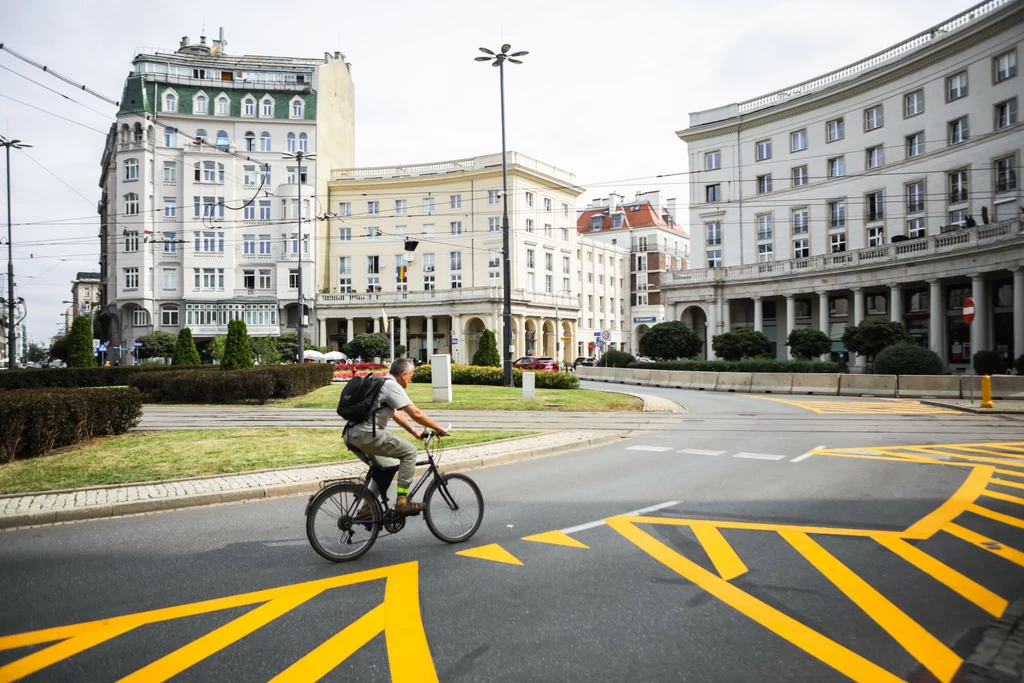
665;0;1022;369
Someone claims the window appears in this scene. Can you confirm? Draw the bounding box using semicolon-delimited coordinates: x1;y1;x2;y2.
545;253;553;271
337;202;351;217
949;208;968;227
544;223;553;238
242;202;255;221
194;129;208;145
216;96;229;115
161;306;179;326
903;132;924;159
949;170;968;203
259;166;271;185
366;255;380;275
866;146;884;169
163;91;177;112
367;200;379;215
907;181;925;213
949;117;969;144
241;131;256;152
828;156;846;178
162;269;177;291
907;218;926;239
792;166;808;187
864;105;883;130
421;196;435;214
124;158;139;181
243;234;255;254
707;249;722;268
287;132;296;152
243;98;255;117
488;190;500;205
757;174;772;194
525;218;534;233
562;256;570;273
489;271;501;285
947;72;967;100
394;226;407;241
868;226;884;247
488;217;500;232
611;214;624;229
194;94;208;115
133;309;148;327
758;243;774;262
705;150;721;170
545;274;553;294
791;130;807;152
124;267;139;290
366;226;380;241
827;118;844;141
298;132;307;153
794;238;809;258
997;98;1018;129
260;132;271;152
561;228;569;242
995;50;1017;82
450;251;462;271
421;224;435;237
526;249;535;269
395;199;408;214
164;127;177;147
451;272;462;289
291;98;304;118
163;232;177;253
544;197;552;212
562;203;570;217
996;155;1018;193
757;214;773;241
259;270;272;289
124;193;139;216
792;208;808;234
124;230;139;252
867;191;884;222
525;192;534;207
905;90;924;117
289;269;299;289
487;249;501;268
240;165;256;186
828;200;846;228
706;184;721;202
259;201;271;221
450;194;462;209
756;139;772;161
830;233;847;253
262;98;273;117
163;198;177;217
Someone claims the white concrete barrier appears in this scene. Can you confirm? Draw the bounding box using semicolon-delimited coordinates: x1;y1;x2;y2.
667;371;693;389
897;375;961;398
631;369;654;386
751;373;794;394
650;370;674;387
577;366;602;381
690;371;718;391
716;372;753;392
840;374;897;397
962;375;1024;400
791;374;840;396
610;368;632;383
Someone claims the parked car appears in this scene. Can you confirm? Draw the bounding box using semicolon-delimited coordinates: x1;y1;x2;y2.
573;356;597;368
512;356;558;372
634;356;654;364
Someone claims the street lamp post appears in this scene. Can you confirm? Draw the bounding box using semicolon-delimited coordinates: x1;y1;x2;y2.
282;150;316;363
2;136;31;368
476;44;527;388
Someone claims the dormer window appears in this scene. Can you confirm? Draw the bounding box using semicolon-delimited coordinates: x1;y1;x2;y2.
216;95;229;115
590;215;603;230
611;213;624;228
163;89;178;112
242;97;256;117
261;97;274;117
290;97;304;118
193;92;208;115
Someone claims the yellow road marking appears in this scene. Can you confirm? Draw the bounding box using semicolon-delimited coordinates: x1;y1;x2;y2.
269;604;385;683
522;530;589;549
995;469;1024;479
992;478;1024;490
983;490;1024;505
741;395;961;415
607;517;903;682
455;543;523;565
891;447;1024;471
904;465;993;539
940;445;1024;461
968;505;1024;530
0;624;139;683
944;523;1024;567
782;531;961;683
623;514;905;538
691;522;748;580
873;536;1006;618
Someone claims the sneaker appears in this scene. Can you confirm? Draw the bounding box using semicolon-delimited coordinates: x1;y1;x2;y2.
395;495;423;517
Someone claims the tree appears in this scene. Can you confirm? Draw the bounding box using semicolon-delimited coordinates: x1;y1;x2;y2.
972;350;1006;375
711;329;771;362
136;331;177;360
787;328;833;360
67;315;97;368
277;333;325;363
251;337;281;365
220;319;254;370
49;335;70;363
25;343;47;364
472;329;501;366
394;344;407;358
639;321;703;361
841;319;912;361
344;333;391;361
172;328;201;366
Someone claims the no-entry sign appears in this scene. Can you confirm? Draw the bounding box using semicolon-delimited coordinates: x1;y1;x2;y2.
963;296;975;324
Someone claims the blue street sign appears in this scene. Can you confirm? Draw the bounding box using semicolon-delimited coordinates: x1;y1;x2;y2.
451;338;459;344
98;343;108;352
132;342;143;347
633;316;657;323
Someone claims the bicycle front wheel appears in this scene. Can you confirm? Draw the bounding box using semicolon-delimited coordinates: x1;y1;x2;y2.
424;473;484;543
306;483;380;562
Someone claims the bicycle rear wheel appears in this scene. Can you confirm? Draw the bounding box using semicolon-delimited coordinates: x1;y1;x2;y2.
306;483;380;562
424;473;484;543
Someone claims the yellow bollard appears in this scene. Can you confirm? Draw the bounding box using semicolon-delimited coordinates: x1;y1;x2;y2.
981;374;994;409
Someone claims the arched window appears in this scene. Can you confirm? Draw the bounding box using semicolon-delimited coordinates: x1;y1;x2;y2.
163;91;177;112
244;131;256;152
195;129;207;145
291;97;304;118
216;130;229;147
123;158;139;181
124;193;139;216
161;305;179;327
120;124;130;144
216;96;229;115
261;98;273;117
164;127;177;147
260;132;271;152
243;97;255;117
286;132;296;153
298;132;308;153
133;123;143;143
194;93;208;114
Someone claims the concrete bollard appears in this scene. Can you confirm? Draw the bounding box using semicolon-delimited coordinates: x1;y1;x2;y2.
522;372;536;400
981;375;994;409
431;354;452;403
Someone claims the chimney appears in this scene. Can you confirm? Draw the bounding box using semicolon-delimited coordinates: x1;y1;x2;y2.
180;36;189;49
199;35;206;46
666;198;677;223
212;27;227;54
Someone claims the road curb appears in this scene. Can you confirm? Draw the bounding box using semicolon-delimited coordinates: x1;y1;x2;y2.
0;432;627;530
920;400;1024;414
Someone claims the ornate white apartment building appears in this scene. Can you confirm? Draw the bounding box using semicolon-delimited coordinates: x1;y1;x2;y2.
319;153;630;364
98;32;354;350
666;0;1023;368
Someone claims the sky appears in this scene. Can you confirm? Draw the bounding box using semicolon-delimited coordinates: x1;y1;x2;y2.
2;0;974;344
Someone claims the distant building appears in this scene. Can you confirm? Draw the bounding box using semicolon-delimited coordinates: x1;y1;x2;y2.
64;272;101;333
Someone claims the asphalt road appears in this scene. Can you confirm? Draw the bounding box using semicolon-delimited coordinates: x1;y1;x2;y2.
4;392;1024;682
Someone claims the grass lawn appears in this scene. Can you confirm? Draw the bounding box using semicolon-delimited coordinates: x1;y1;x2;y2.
0;428;531;495
275;383;644;411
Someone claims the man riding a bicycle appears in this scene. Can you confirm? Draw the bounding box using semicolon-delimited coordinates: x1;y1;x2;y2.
344;358;449;516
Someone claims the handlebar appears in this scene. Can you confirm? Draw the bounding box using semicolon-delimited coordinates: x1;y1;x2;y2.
422;424;452;445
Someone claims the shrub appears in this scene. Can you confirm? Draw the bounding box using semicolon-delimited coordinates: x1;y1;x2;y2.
0;387;142;463
251;337;282;365
639;321;703;360
972;350;1006;376
345;333;391;361
128;364;333;403
841;320;912;361
787;328;833;360
67;315;96;368
137;331;178;360
394;344;407;358
0;364;218;390
712;329;772;361
872;343;944;376
277;333;325;363
627;359;839;373
599;350;635;368
221;319;254;370
410;364;579;389
1017;354;1024;376
472;329;501;367
172;328;201;366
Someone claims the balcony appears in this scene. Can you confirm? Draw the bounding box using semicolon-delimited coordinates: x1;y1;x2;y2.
664;219;1023;286
318;286;577;308
233;289;277;299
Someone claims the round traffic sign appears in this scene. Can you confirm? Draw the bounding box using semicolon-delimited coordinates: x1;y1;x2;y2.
963;296;975;324
601;329;611;341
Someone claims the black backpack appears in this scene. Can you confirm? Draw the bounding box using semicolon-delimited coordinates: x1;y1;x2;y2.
337;374;389;434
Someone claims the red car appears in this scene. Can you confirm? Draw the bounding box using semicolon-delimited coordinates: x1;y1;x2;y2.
512;356;558;372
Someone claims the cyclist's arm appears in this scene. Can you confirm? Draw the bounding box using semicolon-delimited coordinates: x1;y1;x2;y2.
400;404;449;435
391;410;423;439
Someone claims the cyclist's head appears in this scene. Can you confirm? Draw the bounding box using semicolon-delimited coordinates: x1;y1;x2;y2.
390;358;415;387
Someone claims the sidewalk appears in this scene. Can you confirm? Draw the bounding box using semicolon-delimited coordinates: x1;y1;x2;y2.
0;431;624;530
921;399;1024;414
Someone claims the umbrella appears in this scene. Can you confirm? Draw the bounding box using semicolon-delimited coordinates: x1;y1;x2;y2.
324;351;347;362
303;350;326;362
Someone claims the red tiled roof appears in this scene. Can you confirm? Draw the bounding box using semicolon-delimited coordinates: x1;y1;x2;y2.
576;201;685;234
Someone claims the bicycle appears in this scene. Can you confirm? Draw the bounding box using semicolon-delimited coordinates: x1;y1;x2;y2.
304;429;484;562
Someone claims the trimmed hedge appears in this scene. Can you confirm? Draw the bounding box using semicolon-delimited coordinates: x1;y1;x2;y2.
599;350;635;368
128;364;334;404
628;359;839;373
0;364;218;390
412;364;580;390
0;388;143;463
972;350;1006;376
872;343;944;376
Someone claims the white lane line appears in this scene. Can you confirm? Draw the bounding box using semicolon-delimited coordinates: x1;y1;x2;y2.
626;445;674;452
790;444;827;463
733;452;787;461
678;448;726;456
560;500;680;535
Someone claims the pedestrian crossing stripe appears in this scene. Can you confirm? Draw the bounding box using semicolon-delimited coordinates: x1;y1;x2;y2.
741;395;962;415
0;561;437;683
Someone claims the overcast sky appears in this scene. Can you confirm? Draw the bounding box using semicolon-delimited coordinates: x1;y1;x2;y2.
3;0;973;344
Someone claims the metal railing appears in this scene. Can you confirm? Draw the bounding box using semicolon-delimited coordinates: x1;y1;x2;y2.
331;158;477;181
318;286;577;308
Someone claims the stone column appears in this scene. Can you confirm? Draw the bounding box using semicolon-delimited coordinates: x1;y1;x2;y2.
705;300;718;359
753;296;763;333
785;294;796;360
721;298;731;335
373;318;381;334
426;315;434;359
852;287;865;367
1014;268;1024;361
451;314;463;364
346;318;354;345
972;273;987;353
818;291;830;361
514;315;525;359
400;317;408;356
889;284;903;324
929;279;944;361
318;317;327;348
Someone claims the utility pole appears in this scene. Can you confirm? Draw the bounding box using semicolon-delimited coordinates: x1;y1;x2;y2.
283;150;316;363
2;136;32;368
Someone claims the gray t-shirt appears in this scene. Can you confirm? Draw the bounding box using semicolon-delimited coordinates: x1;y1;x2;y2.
347;376;411;437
